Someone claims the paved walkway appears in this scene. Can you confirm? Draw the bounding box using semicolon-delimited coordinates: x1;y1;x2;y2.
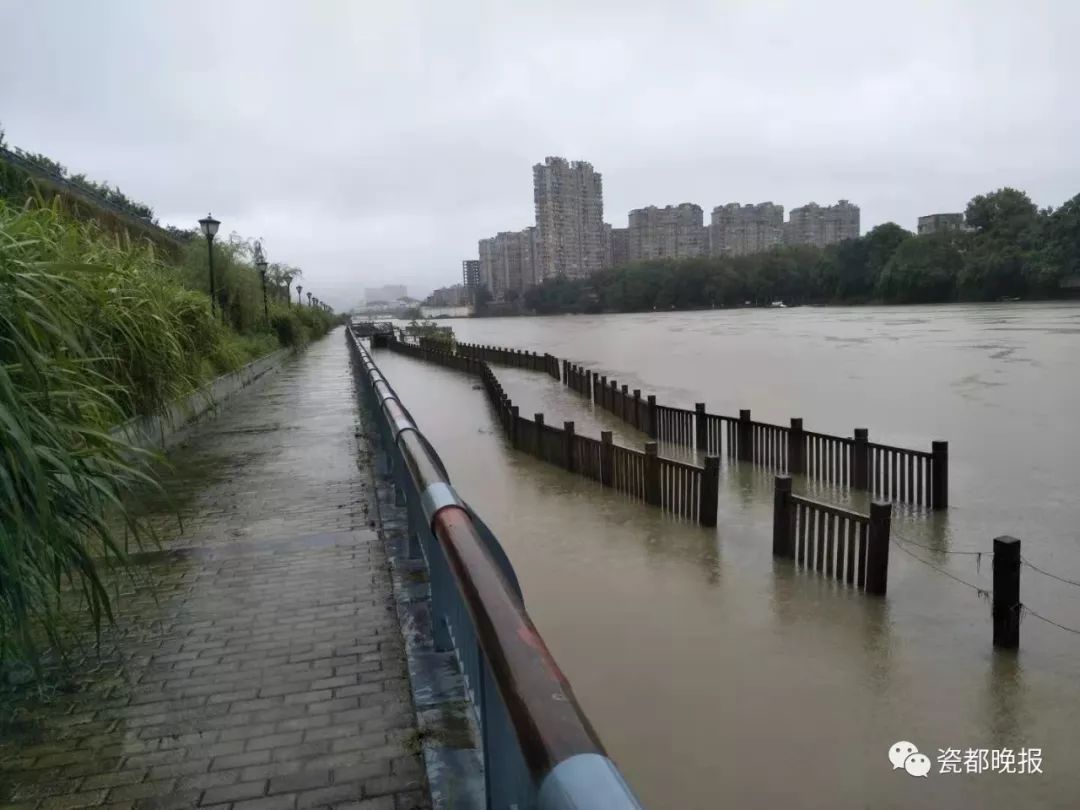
0;329;428;810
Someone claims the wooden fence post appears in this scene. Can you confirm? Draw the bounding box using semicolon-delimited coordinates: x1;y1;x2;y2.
564;421;575;472
609;380;618;412
993;536;1021;649
592;373;601;405
621;385;630;423
865;501;892;595
647;395;658;438
632;390;642;430
562;359;568;385
510;406;520;449
788;418;805;475
737;409;752;462
600;431;614;488
852;428;869;490
644;442;661;506
932;441;949;510
700;455;720;527
695;403;707;451
534;413;545;459
600;376;608;409
772;475;794;558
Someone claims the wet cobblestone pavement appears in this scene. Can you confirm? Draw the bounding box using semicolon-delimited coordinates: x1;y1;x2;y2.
0;329;429;810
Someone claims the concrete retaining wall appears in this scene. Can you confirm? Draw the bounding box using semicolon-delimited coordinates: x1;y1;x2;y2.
112;348;290;450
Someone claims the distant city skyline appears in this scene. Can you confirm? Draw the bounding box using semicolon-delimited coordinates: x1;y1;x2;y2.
4;3;1075;310
468;155;867;301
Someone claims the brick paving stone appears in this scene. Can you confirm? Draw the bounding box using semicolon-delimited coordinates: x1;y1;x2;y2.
0;332;429;810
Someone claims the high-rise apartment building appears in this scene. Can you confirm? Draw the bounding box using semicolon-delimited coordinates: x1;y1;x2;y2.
519;226;539;291
462;259;480;289
917;213;964;235
533;157;605;280
610;226;630;267
785;200;860;248
627;203;706;261
709;203;784;256
478;237;496;297
496;231;524;298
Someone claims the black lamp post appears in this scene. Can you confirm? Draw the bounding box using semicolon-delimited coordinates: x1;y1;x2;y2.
296;285;303;307
254;240;269;328
198;213;220;317
306;291;312;308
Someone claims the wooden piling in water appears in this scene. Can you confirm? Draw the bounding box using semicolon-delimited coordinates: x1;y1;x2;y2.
564;421;575;472
993;536;1021;649
647;395;657;438
700;455;720;527
510;406;520;449
644;442;660;506
738;410;752;462
852;428;869;490
694;403;707;451
865;501;892;596
772;475;794;558
932;441;949;509
534;413;544;459
788;418;805;475
600;432;614;488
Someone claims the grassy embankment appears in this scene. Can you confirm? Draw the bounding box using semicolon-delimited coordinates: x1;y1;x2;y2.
0;196;337;672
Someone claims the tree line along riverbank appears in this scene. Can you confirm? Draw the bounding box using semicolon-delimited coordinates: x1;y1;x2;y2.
518;188;1080;315
0;189;339;673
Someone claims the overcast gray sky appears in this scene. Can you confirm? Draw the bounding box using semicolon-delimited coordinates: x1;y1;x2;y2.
2;1;1077;308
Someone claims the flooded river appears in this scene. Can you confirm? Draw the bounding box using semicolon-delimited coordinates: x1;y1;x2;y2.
375;302;1080;809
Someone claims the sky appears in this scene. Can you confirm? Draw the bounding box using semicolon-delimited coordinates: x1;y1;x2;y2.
1;1;1077;309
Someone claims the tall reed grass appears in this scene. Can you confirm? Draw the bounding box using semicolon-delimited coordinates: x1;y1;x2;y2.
0;198;334;670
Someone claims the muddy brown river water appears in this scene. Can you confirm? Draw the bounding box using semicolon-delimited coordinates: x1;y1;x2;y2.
372;302;1080;809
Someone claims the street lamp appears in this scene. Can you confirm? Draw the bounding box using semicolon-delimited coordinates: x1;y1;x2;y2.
254;240;269;328
306;291;312;307
198;213;220;317
296;285;303;307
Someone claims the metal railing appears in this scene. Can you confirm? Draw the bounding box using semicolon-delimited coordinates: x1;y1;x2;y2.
346;327;643;810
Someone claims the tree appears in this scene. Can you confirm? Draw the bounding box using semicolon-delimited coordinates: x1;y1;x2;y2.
959;188;1047;299
1042;192;1080;287
877;233;964;303
965;188;1040;242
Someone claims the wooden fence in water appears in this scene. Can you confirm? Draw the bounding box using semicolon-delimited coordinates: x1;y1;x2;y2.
772;475;893;595
560;360;946;509
456;342;561;380
383;336;719;525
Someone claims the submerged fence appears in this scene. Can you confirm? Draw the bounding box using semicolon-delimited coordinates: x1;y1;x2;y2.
346;327;643;809
772;475;893;595
457;341;561;380
385;336;719;526
561;359;947;509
